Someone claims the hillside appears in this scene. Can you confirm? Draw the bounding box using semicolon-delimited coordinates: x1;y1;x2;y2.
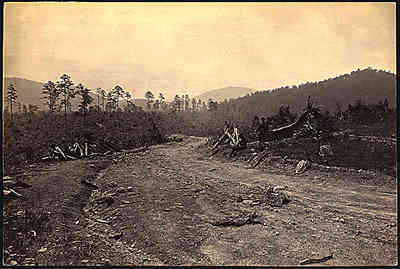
3;77;86;111
195;86;254;102
3;77;46;110
217;68;396;118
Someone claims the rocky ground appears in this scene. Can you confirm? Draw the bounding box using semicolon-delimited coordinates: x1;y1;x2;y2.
3;136;397;266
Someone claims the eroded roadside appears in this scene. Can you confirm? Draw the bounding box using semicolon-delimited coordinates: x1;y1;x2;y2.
3;136;397;266
3;157;113;266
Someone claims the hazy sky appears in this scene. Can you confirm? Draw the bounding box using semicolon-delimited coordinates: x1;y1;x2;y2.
3;2;396;100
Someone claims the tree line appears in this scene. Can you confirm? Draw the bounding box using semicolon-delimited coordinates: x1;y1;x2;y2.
5;67;396;136
5;74;221;122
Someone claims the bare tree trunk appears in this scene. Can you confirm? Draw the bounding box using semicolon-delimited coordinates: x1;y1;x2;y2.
10;102;13;121
64;95;68;129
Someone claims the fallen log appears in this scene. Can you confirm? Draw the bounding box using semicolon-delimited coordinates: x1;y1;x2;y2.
54;146;67;159
267;110;310;141
4;180;31;189
3;188;23;197
70;142;84;157
65;154;77;160
251;150;270;168
299;254;333;265
3;180;18;188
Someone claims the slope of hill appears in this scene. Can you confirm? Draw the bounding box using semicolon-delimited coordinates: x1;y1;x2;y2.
217;68;396;118
195;86;254;102
3;77;45;110
3;77;87;111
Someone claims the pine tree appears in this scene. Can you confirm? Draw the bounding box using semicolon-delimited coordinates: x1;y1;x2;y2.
76;84;94;116
124;91;135;112
174;95;181;111
145;91;154;110
101;89;107;113
56;74;75;124
111;85;125;110
106;91;116;112
159;93;166;111
95;88;102;112
191;97;197;111
42;81;59;113
184;94;190;112
6;84;18;120
23;104;28;115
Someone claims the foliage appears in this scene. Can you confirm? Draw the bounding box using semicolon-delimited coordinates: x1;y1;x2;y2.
111;85;125;110
100;88;107;112
95;88;103;112
6;83;18;117
208;99;218;111
203;68;395;126
76;84;94;116
105;91;116;112
56;74;75;123
184;94;190;112
173;95;182;112
145;91;154;110
3;110;168;175
41;81;59;113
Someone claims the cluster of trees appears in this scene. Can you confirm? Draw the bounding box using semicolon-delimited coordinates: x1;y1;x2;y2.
40;74;137;116
5;74;143;127
143;91;214;113
5;74;220;122
340;98;392;125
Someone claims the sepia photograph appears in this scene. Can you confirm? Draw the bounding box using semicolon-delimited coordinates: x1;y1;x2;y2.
2;2;397;266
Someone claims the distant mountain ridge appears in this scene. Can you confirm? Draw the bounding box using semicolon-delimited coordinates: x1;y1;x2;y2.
195;86;254;102
3;77;46;109
3;68;396;114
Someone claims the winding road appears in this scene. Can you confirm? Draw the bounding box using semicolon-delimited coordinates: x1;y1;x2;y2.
4;136;397;266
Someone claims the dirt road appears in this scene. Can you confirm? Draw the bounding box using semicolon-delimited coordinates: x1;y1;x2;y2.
3;136;397;266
